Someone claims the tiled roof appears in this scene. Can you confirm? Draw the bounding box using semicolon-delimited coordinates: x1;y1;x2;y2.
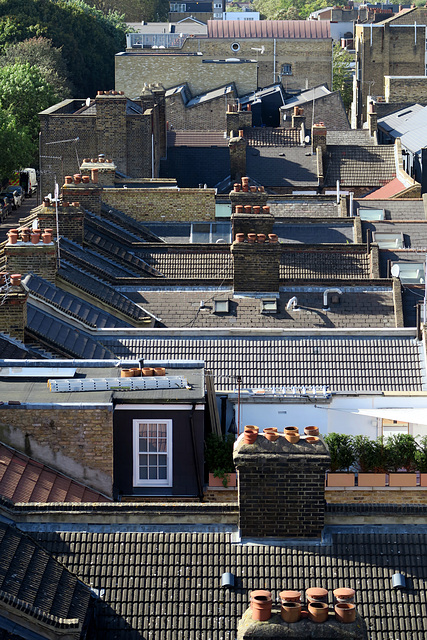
58;261;150;322
326;130;372;145
207;19;331;38
280;249;370;279
167;131;229;147
60;237;138;279
138;247;232;279
0;443;110;503
245;128;300;147
100;334;424;391
27;305;118;359
354;199;426;220
269;197;340;218
131;287;396;329
246;146;318;188
24;274;132;329
0;522;91;633
99;204;164;242
34;529;427;640
324;145;396;187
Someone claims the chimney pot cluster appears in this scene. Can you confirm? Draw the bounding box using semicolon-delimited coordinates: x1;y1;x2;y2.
7;227;53;245
0;272;22;287
234;204;270;214
234;233;277;244
233;178;265;194
97;90;125;96
248;585;356;624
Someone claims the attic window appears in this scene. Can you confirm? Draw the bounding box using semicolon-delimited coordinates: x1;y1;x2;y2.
359;208;385;221
372;231;404;249
214;299;230;313
260;298;277;314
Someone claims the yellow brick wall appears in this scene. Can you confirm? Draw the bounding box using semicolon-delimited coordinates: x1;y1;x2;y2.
326;489;427;504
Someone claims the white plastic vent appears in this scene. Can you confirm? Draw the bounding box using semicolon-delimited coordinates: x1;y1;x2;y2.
48;376;188;393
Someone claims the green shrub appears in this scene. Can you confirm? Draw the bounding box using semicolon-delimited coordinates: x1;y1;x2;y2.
353;435;386;473
323;433;355;472
385;433;418;472
205;433;235;487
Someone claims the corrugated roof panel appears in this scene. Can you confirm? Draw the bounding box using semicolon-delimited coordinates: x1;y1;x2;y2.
207;20;330;39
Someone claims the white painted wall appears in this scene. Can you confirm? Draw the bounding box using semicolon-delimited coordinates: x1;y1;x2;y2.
236;394;427;438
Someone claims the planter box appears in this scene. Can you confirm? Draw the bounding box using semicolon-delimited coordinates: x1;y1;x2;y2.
388;473;417;487
357;473;387;487
208;472;237;488
327;473;355;487
419;474;427;487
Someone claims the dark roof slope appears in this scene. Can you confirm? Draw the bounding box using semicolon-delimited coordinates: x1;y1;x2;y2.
324;146;396;187
34;529;427;640
0;522;91;634
0;443;110;503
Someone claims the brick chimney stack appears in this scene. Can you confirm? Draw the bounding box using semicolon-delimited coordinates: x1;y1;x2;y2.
229;130;247;183
0;273;28;342
231;231;281;293
234;430;330;538
38;199;84;245
4;228;57;284
226;103;252;137
367;101;378;138
312;122;327;155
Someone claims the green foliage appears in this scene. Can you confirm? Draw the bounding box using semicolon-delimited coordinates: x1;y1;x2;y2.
0;0;127;96
205;433;235;487
0;62;55;129
415;436;427;473
87;0;168;22
332;42;353;111
0;108;32;180
385;433;418;472
0;37;72;96
254;0;338;20
353;435;386;473
324;433;355;472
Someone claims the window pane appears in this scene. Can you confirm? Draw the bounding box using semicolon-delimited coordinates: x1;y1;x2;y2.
158;454;167;466
139;437;147;452
158;438;167;452
149;467;157;479
139;424;148;437
159;467;167;479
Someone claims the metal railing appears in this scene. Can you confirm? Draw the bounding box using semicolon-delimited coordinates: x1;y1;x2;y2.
126;33;188;49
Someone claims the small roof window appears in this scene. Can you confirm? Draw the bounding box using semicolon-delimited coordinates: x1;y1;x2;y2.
214;299;230;313
359;208;385;221
372;231;404;249
391;261;425;284
260;298;277;314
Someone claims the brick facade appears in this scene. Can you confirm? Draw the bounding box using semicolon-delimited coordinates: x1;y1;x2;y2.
0;406;114;496
0;282;27;342
281;91;349;131
385;76;427;104
4;242;57;284
102;187;216;221
234;435;330;538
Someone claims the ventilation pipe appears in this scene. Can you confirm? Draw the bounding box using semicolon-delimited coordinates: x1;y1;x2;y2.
286;296;300;311
323;288;343;311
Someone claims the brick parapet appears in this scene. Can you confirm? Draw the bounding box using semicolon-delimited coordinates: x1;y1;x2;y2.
4;243;57;283
0;285;27;342
234;435;330;538
232;242;281;292
0;406;114;496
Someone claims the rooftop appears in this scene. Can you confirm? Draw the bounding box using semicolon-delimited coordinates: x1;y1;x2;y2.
207;19;331;39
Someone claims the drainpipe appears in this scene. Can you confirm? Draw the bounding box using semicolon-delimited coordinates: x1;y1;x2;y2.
189;402;204;500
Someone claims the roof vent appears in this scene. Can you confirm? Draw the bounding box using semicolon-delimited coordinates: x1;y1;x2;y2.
392;573;406;589
221;572;235;588
261;298;277;314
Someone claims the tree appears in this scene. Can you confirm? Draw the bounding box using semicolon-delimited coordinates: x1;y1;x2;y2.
0;37;73;97
0;108;33;180
332;41;353;111
0;0;127;96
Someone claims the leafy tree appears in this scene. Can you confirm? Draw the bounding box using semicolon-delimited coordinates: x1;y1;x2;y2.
0;0;127;96
0;109;33;180
255;0;336;20
0;37;73;97
86;0;168;21
332;41;353;111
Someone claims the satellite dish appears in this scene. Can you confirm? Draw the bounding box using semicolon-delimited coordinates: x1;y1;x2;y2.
85;97;91;107
391;264;400;278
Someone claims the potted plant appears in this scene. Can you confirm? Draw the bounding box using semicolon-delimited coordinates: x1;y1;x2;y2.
205;433;236;488
416;436;427;486
324;433;356;487
386;434;418;487
353;435;387;486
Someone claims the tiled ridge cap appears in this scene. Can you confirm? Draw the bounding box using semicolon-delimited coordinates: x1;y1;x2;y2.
327;503;427;514
7;501;238;513
58;261;145;321
0;589;80;629
27;289;98;329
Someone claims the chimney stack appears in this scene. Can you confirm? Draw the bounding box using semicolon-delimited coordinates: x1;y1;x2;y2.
0;273;28;342
234;427;330;538
229;131;247;183
4;228;57;283
312;122;327;155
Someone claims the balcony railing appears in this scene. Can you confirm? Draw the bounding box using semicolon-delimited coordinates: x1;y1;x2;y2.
126;33;188;49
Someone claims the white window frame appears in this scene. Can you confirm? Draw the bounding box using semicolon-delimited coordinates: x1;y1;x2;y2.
133;419;173;487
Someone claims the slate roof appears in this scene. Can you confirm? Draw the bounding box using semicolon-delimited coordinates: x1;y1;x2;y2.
354;199;426;221
99;204;164;243
137;246;232;279
57;261;150;322
161;147;230;188
60;237;140;279
27;305;118;359
362;221;427;249
246;146;318;188
167;131;229;147
279;248;370;279
326;130;372;146
24;274;132;329
127;287;396;329
269;197;340;218
99;333;424;391
273;222;354;243
207;19;331;38
324;146;396;187
0;443;110;503
0;522;91;635
33;528;427;640
0;334;33;359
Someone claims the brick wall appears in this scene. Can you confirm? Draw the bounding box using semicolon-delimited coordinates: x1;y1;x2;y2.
234;435;330;538
230;188;269;211
38;204;84;244
232;241;281;292
102;187;216;221
5;243;57;283
96;94;128;170
0;406;114;496
232;212;274;237
166;89;236;132
282;91;349;131
227;109;253;136
0;283;27;341
385;76;427;103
